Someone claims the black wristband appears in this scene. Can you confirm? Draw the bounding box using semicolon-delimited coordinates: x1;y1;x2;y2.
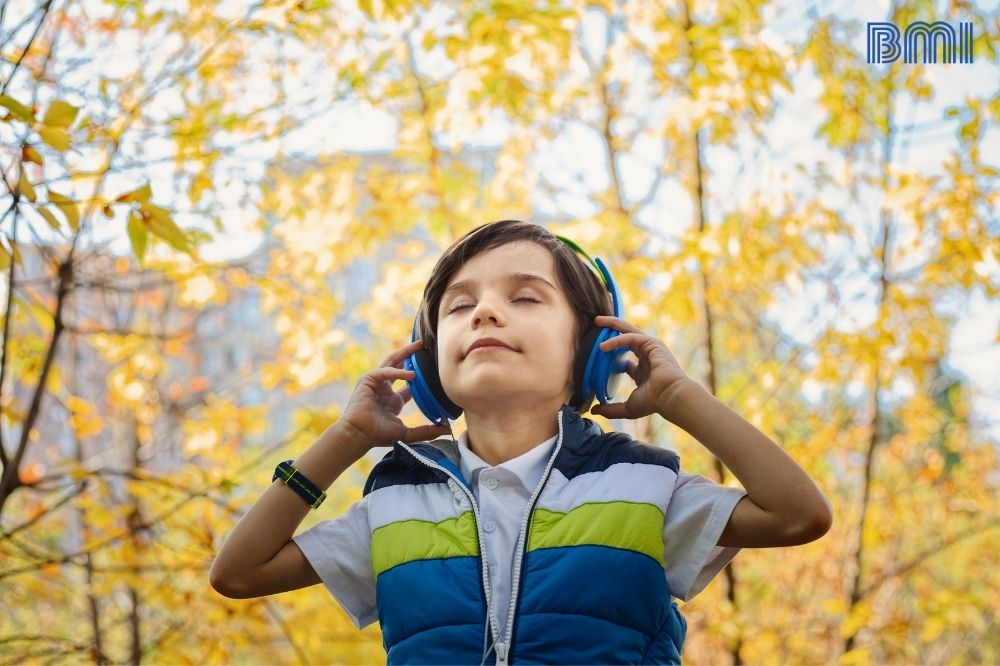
272;460;327;509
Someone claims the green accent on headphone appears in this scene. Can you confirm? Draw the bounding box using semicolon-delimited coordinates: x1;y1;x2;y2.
553;234;604;286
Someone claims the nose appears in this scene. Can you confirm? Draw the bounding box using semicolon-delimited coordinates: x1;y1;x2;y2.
471;295;506;328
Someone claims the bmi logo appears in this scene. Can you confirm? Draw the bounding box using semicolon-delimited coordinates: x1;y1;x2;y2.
867;21;974;64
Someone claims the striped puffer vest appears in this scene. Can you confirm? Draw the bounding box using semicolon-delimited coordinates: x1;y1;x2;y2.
362;403;688;664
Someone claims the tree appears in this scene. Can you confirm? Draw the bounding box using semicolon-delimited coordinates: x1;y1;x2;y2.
2;0;997;663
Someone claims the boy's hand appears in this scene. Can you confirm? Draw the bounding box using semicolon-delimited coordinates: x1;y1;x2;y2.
339;339;453;449
587;315;690;422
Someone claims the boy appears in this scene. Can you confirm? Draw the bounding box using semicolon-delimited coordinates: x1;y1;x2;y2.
210;220;833;664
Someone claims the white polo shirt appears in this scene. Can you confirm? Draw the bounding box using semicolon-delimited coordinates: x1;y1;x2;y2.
292;433;746;631
456;429;560;638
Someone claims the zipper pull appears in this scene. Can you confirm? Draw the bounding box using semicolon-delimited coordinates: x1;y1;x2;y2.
495;641;508;665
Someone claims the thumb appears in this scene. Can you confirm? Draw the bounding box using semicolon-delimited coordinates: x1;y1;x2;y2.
591;401;626;419
404;424;452;443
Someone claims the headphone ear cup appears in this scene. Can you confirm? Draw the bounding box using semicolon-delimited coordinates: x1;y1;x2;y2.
406;345;463;425
593;328;628;403
575;325;628;411
571;326;602;411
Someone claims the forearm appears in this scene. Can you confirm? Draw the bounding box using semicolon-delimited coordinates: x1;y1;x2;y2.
210;422;368;584
661;378;832;524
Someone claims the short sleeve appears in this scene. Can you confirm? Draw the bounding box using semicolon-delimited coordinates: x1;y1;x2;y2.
291;497;377;629
662;469;747;601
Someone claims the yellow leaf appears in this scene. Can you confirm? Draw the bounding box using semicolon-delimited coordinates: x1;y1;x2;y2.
22;144;43;165
822;598;848;615
116;182;152;203
47;190;80;232
38;126;71;151
43;100;80;128
142;203;191;253
0;94;35;122
66;463;89;481
921;615;946;642
36;206;61;230
128;210;148;262
68;396;104;438
840;600;873;639
188;170;212;203
18;171;36;202
840;647;872;665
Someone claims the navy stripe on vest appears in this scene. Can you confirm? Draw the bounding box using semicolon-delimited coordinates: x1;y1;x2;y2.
363;443;453;496
553;405;681;480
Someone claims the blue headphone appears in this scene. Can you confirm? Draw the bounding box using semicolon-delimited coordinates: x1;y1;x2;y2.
403;234;628;426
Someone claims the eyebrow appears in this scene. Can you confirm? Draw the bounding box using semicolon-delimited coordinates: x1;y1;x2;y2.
442;273;558;299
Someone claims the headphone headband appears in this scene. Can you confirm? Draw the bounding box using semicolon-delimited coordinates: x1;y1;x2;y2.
554;233;601;282
553;233;623;321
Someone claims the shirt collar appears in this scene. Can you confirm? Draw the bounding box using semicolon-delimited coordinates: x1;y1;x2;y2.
457;429;558;492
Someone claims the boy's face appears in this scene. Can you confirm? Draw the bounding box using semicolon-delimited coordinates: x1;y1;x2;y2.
435;240;577;413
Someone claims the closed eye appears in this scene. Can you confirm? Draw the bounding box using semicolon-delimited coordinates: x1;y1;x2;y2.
447;296;540;313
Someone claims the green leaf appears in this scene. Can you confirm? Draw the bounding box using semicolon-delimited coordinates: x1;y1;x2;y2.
0;94;35;122
128;210;148;262
43;100;80;128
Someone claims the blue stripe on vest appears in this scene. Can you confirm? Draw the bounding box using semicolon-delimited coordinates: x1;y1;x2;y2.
388;623;491;665
514;545;678;642
376;556;487;652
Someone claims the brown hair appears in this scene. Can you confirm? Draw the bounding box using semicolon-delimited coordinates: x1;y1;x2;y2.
416;219;614;412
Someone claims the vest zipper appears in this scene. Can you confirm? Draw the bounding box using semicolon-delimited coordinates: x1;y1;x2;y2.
495;641;508;665
497;408;567;662
396;443;502;651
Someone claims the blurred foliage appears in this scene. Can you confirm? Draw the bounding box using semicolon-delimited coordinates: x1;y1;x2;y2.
1;0;998;664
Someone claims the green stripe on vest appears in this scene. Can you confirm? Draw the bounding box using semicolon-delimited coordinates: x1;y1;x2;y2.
372;511;479;577
527;502;666;566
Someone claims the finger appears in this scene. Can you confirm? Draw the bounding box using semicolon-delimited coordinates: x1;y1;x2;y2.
395;384;412;403
594;314;643;334
590;401;629;419
370;366;416;382
597;332;644;353
381;339;425;367
403;424;452;443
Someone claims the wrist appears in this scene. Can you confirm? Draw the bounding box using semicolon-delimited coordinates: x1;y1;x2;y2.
324;421;370;459
656;376;704;424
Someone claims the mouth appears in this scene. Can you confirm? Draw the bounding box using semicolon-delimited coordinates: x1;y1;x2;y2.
467;345;514;355
464;340;518;358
